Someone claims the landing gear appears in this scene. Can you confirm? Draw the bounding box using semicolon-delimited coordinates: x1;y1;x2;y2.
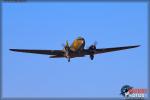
67;57;70;62
90;55;94;60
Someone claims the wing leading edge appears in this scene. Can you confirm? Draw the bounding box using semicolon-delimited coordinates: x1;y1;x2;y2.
84;45;140;55
9;49;64;55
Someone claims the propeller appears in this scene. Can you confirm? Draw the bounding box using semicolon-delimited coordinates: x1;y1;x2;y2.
62;40;69;48
66;40;69;47
62;40;70;62
88;41;98;60
61;43;65;48
93;41;98;46
86;41;98;49
88;41;98;50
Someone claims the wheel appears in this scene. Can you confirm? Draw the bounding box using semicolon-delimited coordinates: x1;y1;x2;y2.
68;58;70;62
90;55;94;60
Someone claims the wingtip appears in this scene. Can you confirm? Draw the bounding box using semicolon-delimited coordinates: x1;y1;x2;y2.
9;49;13;51
9;49;17;51
129;45;140;49
135;45;140;47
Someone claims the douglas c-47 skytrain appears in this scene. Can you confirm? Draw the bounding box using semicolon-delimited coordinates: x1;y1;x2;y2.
10;37;140;62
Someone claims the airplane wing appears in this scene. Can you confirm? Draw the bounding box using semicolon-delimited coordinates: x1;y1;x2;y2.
84;45;140;55
9;49;65;55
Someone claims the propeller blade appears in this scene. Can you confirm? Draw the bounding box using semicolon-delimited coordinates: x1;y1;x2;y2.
94;41;98;46
66;40;69;47
87;41;98;49
62;43;65;47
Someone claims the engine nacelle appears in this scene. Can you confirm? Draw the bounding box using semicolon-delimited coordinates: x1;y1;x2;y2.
89;45;96;60
89;45;96;51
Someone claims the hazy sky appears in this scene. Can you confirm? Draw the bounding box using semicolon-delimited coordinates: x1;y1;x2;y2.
2;2;148;98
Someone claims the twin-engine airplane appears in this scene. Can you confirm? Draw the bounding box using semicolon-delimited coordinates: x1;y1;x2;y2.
10;37;140;62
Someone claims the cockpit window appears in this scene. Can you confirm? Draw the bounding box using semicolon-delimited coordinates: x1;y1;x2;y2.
77;36;84;40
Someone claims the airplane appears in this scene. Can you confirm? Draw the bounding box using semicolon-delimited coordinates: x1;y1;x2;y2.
10;37;140;62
